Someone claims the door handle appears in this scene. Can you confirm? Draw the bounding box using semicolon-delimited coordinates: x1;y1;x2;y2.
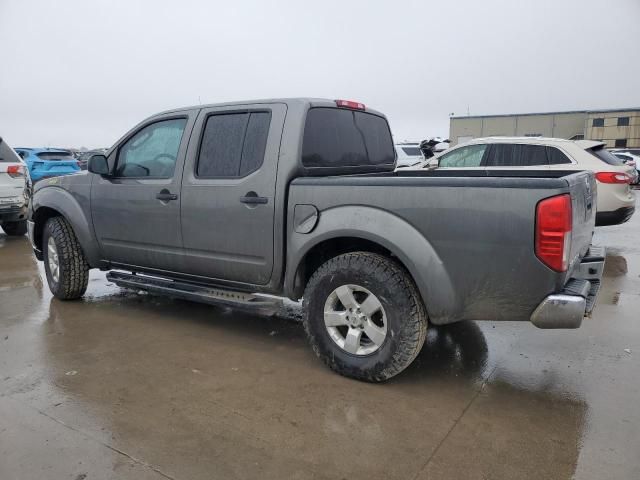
240;193;268;205
156;189;178;201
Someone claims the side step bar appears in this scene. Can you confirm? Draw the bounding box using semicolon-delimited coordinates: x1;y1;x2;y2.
106;271;281;315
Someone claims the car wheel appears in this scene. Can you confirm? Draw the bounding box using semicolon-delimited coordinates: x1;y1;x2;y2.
43;217;89;300
303;252;428;382
1;220;27;236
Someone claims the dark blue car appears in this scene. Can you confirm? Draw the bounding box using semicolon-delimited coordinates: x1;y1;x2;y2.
14;148;80;182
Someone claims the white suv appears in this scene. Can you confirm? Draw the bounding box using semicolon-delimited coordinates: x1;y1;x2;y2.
0;137;28;236
422;137;636;226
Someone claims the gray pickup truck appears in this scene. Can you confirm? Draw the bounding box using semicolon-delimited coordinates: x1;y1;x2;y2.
28;98;604;382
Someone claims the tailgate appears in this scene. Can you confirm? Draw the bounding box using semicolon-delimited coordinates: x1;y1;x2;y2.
564;171;597;276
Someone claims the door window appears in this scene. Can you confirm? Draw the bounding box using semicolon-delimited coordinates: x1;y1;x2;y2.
116;118;187;178
196;111;271;178
438;144;487;167
486;144;547;166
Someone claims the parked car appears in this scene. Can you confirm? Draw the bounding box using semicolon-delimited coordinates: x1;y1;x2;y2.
27;98;604;382
420;137;636;226
611;151;640;184
14;148;81;182
394;142;423;167
0;137;28;235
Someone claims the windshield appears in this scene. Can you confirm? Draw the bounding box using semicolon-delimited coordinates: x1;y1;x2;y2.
589;146;625;166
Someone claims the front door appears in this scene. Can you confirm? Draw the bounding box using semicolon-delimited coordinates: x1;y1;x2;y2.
180;103;286;285
91;114;194;272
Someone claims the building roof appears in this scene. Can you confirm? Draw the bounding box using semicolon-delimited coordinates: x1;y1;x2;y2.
451;107;640;120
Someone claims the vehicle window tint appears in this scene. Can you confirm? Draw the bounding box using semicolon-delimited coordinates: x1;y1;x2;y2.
197;114;246;177
487;144;547;166
401;147;421;156
36;151;75;160
547;147;572;165
589;146;625;166
438;144;486;167
302;108;394;168
239;112;270;176
116;118;187;178
197;111;271;178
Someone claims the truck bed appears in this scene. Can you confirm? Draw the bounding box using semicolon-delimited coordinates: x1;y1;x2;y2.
288;170;596;325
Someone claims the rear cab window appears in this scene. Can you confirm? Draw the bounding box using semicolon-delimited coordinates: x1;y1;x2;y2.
302;108;395;171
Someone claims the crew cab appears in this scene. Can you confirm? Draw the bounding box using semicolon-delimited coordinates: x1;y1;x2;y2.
27;98;604;382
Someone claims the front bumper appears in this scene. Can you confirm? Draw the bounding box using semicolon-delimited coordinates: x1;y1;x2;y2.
596;206;635;226
530;246;605;329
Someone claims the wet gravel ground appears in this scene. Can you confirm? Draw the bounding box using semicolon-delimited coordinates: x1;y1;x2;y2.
1;198;639;479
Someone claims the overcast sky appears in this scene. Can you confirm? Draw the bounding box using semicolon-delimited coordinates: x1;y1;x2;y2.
1;0;639;149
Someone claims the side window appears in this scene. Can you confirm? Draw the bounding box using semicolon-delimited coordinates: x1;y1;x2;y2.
196;111;271;178
547;147;572;165
438;144;487;167
116;118;187;178
487;144;547;167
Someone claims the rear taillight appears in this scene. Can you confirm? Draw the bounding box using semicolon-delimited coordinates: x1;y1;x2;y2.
7;165;24;178
535;194;572;272
595;172;631;184
335;99;365;110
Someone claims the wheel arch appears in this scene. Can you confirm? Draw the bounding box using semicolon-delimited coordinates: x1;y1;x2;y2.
31;187;101;267
285;205;459;324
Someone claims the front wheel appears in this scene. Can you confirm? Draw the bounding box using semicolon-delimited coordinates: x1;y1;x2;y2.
43;217;89;300
1;220;27;236
303;252;428;382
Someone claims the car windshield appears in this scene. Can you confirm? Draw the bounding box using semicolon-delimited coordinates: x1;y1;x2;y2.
588;146;625;166
36;151;75;161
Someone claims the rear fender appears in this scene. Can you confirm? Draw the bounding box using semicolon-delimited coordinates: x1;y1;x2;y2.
286;205;459;324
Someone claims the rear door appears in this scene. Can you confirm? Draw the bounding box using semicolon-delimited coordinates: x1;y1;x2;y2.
179;103;286;285
91;113;195;272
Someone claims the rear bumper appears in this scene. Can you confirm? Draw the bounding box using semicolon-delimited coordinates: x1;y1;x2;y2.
596;206;635;226
530;246;605;329
0;204;27;223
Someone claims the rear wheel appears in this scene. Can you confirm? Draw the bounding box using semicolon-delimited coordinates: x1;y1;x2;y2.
43;217;89;300
303;252;428;382
1;220;27;236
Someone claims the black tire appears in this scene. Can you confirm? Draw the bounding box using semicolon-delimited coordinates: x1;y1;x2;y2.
303;252;428;382
1;220;27;236
43;217;89;300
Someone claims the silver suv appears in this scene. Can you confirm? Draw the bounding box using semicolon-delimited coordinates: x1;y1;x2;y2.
0;137;28;236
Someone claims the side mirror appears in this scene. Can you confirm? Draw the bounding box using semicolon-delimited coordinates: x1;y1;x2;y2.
88;154;110;176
